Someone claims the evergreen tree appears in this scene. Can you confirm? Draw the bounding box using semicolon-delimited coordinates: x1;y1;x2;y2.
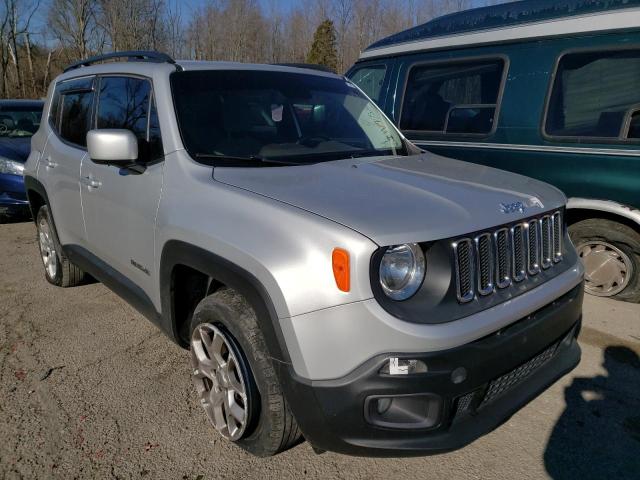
306;19;338;72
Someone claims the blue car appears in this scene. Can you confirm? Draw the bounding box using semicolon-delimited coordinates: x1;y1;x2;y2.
0;99;44;222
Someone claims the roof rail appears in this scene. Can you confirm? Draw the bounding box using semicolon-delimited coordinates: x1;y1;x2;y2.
64;50;178;73
273;63;336;74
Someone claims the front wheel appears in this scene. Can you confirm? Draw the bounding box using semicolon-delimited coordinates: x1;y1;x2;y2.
569;218;640;302
189;288;302;456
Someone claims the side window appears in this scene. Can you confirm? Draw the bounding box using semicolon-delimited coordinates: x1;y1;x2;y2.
96;76;163;162
349;65;387;105
96;76;150;142
57;77;95;147
545;49;640;141
400;59;505;136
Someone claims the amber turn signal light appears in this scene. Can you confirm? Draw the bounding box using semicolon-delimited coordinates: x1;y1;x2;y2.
332;248;350;292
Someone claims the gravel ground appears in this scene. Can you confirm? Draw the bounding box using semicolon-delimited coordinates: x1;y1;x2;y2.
1;221;639;480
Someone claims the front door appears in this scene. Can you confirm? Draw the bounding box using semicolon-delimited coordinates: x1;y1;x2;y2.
80;75;165;300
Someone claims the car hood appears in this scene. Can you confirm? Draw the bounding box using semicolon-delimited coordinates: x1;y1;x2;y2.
0;137;31;162
214;153;566;246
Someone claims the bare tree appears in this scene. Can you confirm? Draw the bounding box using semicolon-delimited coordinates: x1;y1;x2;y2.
98;0;166;52
48;0;100;61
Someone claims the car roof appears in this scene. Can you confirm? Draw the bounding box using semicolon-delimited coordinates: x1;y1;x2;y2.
359;0;640;60
0;99;45;108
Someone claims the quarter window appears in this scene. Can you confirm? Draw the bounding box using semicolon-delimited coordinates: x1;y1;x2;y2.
545;49;640;140
349;65;387;104
400;59;505;136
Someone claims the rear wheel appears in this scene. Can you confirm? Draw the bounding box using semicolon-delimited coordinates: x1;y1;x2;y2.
36;205;86;287
569;218;640;302
189;288;302;456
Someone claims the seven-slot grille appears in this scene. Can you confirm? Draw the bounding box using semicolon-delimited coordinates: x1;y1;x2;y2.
453;211;563;303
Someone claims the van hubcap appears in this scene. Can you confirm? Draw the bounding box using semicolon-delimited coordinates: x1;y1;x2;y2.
38;218;58;279
578;241;633;297
190;324;248;441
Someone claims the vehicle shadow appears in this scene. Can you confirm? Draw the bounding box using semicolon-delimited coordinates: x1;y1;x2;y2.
544;345;640;479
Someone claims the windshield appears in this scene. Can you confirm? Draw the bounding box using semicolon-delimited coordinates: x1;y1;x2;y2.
0;105;43;138
171;70;406;165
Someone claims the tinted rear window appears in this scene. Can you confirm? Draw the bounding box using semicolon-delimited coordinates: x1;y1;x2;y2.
53;77;95;147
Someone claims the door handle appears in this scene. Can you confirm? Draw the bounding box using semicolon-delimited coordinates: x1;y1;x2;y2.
81;176;102;189
44;157;58;169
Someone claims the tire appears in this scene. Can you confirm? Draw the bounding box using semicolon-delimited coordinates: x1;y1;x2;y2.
569;218;640;302
189;288;302;456
36;205;86;287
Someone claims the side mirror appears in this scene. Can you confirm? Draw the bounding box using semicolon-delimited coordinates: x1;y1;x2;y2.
87;129;138;166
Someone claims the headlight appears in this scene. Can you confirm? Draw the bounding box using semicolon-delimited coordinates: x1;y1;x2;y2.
0;157;25;176
379;243;426;300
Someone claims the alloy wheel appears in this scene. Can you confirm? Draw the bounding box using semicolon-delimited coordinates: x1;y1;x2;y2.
38;217;58;279
190;323;249;441
578;241;633;297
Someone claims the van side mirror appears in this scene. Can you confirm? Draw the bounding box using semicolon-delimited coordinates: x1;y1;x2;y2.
87;129;138;166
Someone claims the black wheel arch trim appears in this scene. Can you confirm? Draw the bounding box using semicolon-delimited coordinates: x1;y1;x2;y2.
24;175;51;224
159;240;292;365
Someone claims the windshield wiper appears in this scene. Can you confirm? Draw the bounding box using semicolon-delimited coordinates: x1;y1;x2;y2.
194;153;301;166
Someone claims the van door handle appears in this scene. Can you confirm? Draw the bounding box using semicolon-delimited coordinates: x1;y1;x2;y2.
81;176;101;189
44;158;57;169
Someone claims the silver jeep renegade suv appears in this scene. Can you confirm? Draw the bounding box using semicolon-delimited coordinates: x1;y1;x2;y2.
24;51;584;457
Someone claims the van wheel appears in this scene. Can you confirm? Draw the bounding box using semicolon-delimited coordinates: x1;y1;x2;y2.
36;205;86;287
189;288;302;456
569;218;640;302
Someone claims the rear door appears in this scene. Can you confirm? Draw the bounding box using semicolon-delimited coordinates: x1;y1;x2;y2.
40;76;95;246
80;75;164;296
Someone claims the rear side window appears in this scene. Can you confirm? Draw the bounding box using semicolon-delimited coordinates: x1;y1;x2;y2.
96;76;163;162
400;59;505;136
545;49;640;141
56;77;95;147
349;65;387;104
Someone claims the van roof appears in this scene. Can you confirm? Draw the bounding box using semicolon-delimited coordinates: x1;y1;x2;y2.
360;0;640;60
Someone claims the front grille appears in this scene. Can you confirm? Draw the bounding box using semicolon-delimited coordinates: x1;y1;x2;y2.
480;342;558;407
552;211;563;263
453;211;563;303
475;233;494;295
453;239;474;303
494;228;511;288
527;220;540;275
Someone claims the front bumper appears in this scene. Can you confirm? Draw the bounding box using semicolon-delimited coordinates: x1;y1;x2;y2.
280;283;583;456
0;173;30;219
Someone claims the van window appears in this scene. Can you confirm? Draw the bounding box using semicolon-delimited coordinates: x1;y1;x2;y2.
57;77;94;147
545;50;640;140
400;59;504;136
349;65;387;104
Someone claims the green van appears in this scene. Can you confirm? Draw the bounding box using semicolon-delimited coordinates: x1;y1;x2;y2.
347;0;640;302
